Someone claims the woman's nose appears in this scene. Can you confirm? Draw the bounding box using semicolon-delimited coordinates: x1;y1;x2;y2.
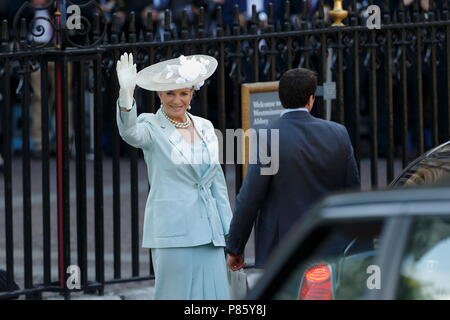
173;94;183;105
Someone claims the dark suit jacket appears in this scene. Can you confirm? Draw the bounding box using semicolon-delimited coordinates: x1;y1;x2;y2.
226;110;360;268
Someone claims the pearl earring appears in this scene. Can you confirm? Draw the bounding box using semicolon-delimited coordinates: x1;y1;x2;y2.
188;105;191;110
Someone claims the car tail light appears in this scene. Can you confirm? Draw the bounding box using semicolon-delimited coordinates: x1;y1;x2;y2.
298;264;333;300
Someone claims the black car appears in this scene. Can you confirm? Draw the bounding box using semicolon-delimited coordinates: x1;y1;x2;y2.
247;141;450;300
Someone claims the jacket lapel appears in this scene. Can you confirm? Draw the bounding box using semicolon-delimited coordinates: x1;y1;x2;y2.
156;109;197;178
191;117;219;181
188;112;216;166
156;108;214;179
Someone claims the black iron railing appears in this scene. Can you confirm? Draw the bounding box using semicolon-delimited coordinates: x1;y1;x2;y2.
1;0;449;299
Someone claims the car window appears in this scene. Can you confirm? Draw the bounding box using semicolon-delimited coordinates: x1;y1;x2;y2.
397;217;450;300
271;220;384;300
392;143;450;187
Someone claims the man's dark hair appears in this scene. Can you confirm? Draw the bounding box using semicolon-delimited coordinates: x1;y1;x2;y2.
278;68;317;108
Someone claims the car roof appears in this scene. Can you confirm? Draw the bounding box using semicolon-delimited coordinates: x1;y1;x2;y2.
315;184;450;220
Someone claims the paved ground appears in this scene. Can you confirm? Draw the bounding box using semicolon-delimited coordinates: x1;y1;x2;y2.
0;156;405;299
42;269;265;300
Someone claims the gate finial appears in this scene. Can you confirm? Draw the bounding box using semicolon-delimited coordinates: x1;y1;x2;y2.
329;0;348;26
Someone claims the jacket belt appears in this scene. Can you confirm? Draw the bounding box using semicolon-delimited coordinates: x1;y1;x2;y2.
195;182;212;219
194;179;221;241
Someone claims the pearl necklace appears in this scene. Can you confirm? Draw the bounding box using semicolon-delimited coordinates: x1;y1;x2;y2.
161;106;191;129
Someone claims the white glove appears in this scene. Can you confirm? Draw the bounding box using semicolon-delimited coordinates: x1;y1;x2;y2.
116;52;137;110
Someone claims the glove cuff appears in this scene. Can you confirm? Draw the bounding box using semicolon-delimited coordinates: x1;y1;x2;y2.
117;98;136;112
118;88;134;110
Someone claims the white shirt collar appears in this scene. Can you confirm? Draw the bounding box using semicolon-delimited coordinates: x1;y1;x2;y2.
280;107;309;117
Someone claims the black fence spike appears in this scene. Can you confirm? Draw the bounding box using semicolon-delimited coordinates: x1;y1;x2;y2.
399;0;407;23
199;6;205;27
293;15;300;30
316;0;325;27
352;0;358;15
111;13;119;34
164;9;171;40
103;31;109;45
267;3;274;33
301;18;309;30
164;9;171;30
283;0;291;31
383;0;391;23
225;23;231;36
94;13;101;36
1;20;9;52
145;11;154;41
444;0;450;20
198;7;206;38
318;0;325;20
302;0;308;18
216;5;223;27
1;19;9;42
191;25;196;39
276;20;281;32
216;6;223;37
383;0;390;13
250;5;257;34
413;0;421;22
232;4;240;35
128;11;136;35
180;9;189;39
111;13;119;44
146;11;153;32
171;24;179;40
19;17;27;42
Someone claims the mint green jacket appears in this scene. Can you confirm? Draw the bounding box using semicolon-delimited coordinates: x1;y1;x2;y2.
116;102;232;248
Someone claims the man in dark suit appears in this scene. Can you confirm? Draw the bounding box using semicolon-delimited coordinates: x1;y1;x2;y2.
226;68;360;270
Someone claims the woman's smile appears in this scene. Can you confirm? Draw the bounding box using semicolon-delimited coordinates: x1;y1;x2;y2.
158;88;194;122
170;105;184;111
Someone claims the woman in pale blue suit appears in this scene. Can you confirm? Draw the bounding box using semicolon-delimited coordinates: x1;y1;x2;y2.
115;52;232;299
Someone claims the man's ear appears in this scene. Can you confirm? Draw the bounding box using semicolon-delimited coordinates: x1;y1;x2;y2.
305;95;315;111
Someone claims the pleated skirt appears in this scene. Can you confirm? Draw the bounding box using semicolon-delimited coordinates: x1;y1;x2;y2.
151;242;230;300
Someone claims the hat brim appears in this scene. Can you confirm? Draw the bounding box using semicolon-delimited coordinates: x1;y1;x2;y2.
136;55;218;91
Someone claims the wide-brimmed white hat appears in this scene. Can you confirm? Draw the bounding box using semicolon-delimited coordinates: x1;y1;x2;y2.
136;55;218;92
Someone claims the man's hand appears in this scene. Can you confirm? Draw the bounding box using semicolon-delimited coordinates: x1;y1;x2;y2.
116;52;137;110
227;254;245;271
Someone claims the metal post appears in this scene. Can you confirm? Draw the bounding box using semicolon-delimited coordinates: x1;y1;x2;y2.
55;0;70;299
